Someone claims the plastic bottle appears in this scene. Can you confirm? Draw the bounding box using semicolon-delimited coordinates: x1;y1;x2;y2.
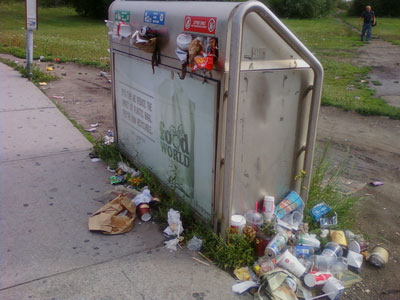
311;255;348;274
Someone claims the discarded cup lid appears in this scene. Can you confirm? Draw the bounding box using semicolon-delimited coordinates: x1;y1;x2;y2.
141;213;152;222
176;33;192;51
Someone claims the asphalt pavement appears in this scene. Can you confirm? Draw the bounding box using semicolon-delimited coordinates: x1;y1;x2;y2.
0;62;249;300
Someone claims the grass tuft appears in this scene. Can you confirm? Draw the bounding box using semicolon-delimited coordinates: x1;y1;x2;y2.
0;57;56;84
306;143;359;231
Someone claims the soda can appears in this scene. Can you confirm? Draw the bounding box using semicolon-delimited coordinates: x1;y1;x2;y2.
369;246;389;267
266;233;288;258
304;271;332;287
295;245;314;259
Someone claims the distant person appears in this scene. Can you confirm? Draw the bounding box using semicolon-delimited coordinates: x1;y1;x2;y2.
359;5;376;43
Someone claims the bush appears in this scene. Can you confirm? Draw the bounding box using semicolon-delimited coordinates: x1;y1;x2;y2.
264;0;338;18
349;0;400;17
38;0;72;7
71;0;113;19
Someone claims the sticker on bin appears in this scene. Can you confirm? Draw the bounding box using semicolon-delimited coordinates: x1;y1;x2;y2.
115;10;130;23
184;16;217;35
144;10;166;25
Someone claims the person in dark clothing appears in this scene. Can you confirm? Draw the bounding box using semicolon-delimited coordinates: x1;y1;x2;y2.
359;5;376;42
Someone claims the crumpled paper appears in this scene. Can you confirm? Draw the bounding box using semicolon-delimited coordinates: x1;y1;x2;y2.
88;195;136;234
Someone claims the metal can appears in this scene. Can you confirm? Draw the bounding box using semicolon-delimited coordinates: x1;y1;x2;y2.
266;233;288;258
369;246;389;267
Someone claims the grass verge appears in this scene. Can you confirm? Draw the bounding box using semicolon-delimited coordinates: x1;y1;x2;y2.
284;16;400;119
0;3;109;68
0;57;56;84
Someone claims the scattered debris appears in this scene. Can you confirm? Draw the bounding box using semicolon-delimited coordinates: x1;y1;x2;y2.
187;236;203;251
52;95;64;99
39;82;47;86
85;128;97;132
46;66;54;71
91;158;101;162
369;181;384;187
192;256;210;266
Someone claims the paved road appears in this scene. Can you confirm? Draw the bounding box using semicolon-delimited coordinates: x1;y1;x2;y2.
0;63;247;300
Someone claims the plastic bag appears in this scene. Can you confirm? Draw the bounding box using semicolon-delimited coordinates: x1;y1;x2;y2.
118;162;140;177
187;236;202;251
165;238;180;251
132;188;152;206
163;208;183;237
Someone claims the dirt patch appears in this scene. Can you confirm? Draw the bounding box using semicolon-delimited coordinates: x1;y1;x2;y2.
0;53;113;140
2;42;400;298
352;39;400;107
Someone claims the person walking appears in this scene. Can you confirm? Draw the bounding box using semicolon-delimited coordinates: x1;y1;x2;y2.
359;5;376;43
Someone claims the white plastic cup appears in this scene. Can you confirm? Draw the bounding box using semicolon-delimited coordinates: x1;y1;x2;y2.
276;249;306;277
322;277;344;300
262;196;275;222
230;215;246;233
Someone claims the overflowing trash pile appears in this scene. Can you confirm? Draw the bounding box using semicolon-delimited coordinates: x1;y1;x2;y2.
227;190;390;300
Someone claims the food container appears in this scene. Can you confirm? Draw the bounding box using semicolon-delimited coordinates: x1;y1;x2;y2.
244;210;263;230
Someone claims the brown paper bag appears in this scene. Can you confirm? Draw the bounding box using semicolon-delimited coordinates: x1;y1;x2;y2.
88;195;136;234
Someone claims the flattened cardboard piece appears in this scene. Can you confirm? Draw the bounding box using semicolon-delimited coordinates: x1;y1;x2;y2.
88;195;136;234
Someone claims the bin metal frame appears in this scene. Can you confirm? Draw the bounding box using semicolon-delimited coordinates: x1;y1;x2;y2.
218;1;323;232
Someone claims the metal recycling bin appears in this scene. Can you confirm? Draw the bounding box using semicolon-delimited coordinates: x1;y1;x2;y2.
107;0;323;233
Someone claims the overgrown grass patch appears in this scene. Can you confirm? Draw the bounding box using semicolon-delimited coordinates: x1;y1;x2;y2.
306;143;359;231
0;57;56;84
340;15;400;45
0;3;109;68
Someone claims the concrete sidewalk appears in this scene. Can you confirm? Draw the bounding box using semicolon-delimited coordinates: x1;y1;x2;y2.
0;63;248;300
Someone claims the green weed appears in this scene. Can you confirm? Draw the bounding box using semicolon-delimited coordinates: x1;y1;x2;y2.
0;57;56;84
371;80;382;86
306;143;359;230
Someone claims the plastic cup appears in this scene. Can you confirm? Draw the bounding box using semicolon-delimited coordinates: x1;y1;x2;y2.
297;233;320;249
304;271;332;287
244;210;263;230
275;191;304;219
230;215;246;233
276;249;306;277
262;196;275;222
138;204;151;222
321;242;343;258
322;277;344;300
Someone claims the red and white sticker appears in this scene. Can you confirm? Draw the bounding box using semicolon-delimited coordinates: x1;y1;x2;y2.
184;16;217;35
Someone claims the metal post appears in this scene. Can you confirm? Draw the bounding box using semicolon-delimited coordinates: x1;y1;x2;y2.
26;29;33;75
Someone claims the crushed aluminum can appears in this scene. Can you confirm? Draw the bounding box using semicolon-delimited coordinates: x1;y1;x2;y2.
319;212;338;229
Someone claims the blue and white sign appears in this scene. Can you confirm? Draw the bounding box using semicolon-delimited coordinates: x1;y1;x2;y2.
144;10;166;25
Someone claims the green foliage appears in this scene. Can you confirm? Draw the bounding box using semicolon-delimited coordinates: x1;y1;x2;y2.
306;143;359;230
340;15;400;45
0;57;56;84
349;0;400;17
201;233;257;270
93;141;125;169
0;3;109;68
264;0;337;18
71;0;113;19
283;17;400;119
